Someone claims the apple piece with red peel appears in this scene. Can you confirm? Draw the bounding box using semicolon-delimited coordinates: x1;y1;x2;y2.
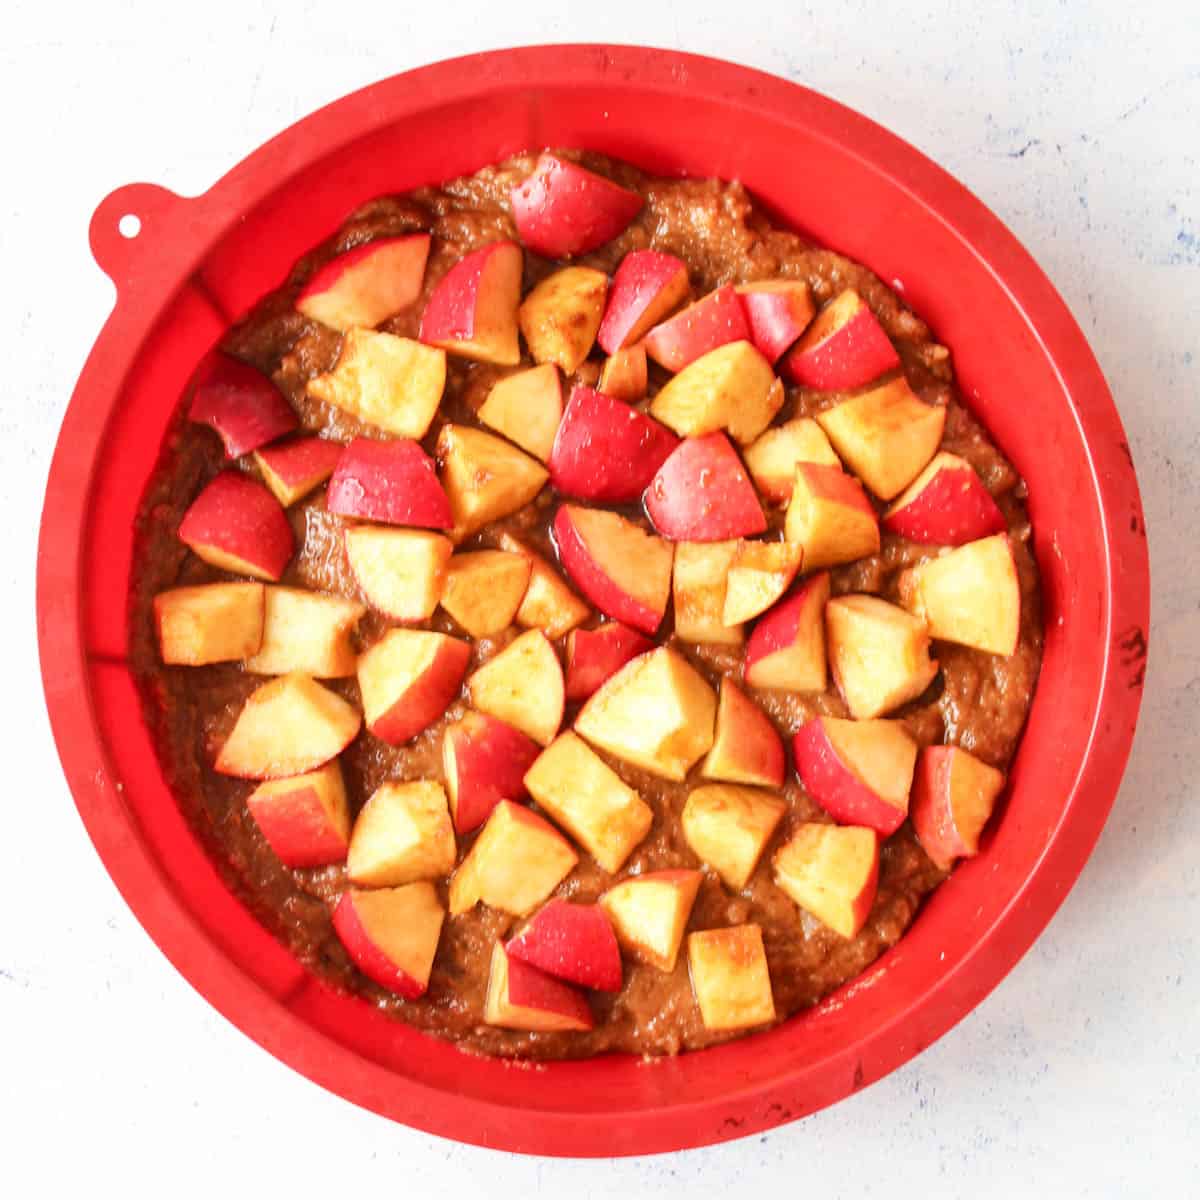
332;883;444;999
565;622;654;701
780;289;900;390
506;899;622;992
883;451;1006;545
307;330;445;439
243;586;365;678
687;925;776;1032
436;423;548;543
468;629;564;746
440;549;532;638
645;433;766;542
701;680;785;788
215;673;362;779
672;541;742;645
774;823;879;938
553;504;674;636
419;240;523;365
484;941;594;1032
784;462;880;568
188;353;297;458
246;761;350;868
574;646;717;782
548;385;679;504
826;593;938;718
649;341;782;445
326;437;452;530
442;711;541;834
477;364;563;463
518;266;607;374
744;418;841;504
254;437;343;507
499;533;591;640
178;471;295;581
524;732;653;873
643;286;751;373
743;571;830;692
356;629;470;746
346;779;456;887
722;540;804;625
345;527;452;623
597;250;689;353
682;784;786;890
899;534;1021;655
448;800;578;916
154;582;265;665
598;346;647;402
911;745;1006;869
510;153;642;259
296;234;431;331
793;716;918;836
600;869;702;972
735;280;817;363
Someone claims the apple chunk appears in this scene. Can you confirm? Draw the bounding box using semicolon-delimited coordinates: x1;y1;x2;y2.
154;582;265;666
780;289;900;390
784;462;880;568
178;471;294;581
687;925;776;1032
518;266;607;374
506;899;622;992
553;504;674;636
598;249;689;353
774;823;879;938
744;418;841;504
448;800;577;916
672;540;742;646
793;716;917;836
345;527;452;622
254;437;343;507
296;234;430;331
356;629;470;745
442;710;541;834
565;622;654;702
743;572;830;693
499;533;591;640
524;732;653;873
701;680;785;788
468;629;564;746
600;869;702;972
246;761;350;868
575;646;717;782
440;549;532;638
644;286;751;373
722;540;803;625
682;784;786;890
484;942;594;1032
911;745;1006;869
883;451;1006;545
419;240;523;365
215;673;362;779
736;280;816;362
597;345;647;402
332;882;444;999
477;364;563;463
188;353;297;458
645;433;766;542
346;780;456;887
243;586;365;678
326;437;452;530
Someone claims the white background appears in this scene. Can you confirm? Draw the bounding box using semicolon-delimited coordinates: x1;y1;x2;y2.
4;1;1197;1195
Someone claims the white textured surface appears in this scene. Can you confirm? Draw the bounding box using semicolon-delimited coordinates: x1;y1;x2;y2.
4;2;1197;1194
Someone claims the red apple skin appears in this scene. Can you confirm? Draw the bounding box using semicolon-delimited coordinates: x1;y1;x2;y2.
326;437;453;529
511;154;643;258
255;436;343;501
736;283;816;363
707;681;786;788
597;250;689;353
246;783;348;868
178;471;295;581
883;463;1007;545
443;712;541;834
548;385;679;504
507;899;622;992
418;241;522;363
793;719;907;836
781;305;900;390
296;234;431;329
643;286;752;373
910;746;1005;869
369;638;472;746
331;892;427;999
188;353;298;458
743;572;830;687
644;433;767;542
499;945;596;1028
565;622;654;702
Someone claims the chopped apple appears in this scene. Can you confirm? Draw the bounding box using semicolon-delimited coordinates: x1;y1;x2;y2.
188;352;297;458
780;289;900;390
687;925;776;1032
722;540;803;625
506;899;622;992
883;451;1006;545
499;533;591;639
442;710;541;834
419;240;523;365
682;785;786;890
467;629;564;746
911;745;1006;869
178;471;294;581
743;572;830;692
254;436;343;507
477;364;563;462
346;779;456;887
518;266;607;374
326;437;452;529
246;760;350;868
793;716;917;836
574;646;716;782
600;869;702;972
565;622;654;702
440;549;532;638
296;234;431;331
215;673;361;779
735;280;816;363
243;586;365;678
597;249;689;353
773;823;879;938
597;345;647;402
356;629;470;745
701;680;785;788
672;540;741;646
154;582;265;666
898;534;1021;655
484;941;594;1031
448;800;577;916
645;433;766;542
332;882;444;999
744;418;841;504
524;732;653;873
643;286;751;373
784;462;880;568
345;527;452;622
553;504;674;636
511;153;642;258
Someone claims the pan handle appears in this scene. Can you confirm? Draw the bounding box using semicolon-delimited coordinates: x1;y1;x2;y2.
89;183;196;293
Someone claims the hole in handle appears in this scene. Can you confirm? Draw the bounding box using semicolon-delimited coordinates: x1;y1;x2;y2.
118;214;142;239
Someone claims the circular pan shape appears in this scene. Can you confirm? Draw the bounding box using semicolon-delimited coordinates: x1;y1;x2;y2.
38;46;1149;1155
